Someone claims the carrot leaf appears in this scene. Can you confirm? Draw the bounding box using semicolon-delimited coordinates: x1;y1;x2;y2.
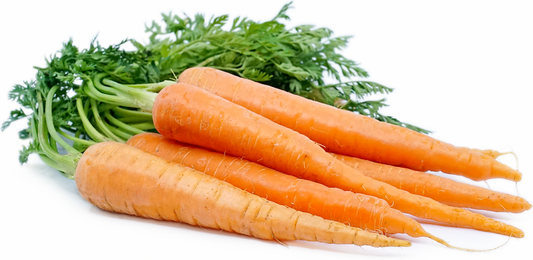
3;1;431;175
140;2;428;133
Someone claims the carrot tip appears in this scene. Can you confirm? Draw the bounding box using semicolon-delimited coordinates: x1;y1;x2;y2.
398;240;412;247
524;200;532;211
427;233;510;252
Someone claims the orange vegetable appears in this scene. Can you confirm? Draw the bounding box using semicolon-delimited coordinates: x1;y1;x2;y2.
152;82;524;238
332;152;531;213
178;67;521;182
76;142;410;247
127;132;440;241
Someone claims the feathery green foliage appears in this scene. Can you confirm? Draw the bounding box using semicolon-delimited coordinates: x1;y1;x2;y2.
3;2;428;173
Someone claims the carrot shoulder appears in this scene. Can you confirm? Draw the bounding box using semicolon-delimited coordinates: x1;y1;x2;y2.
76;142;409;247
178;67;521;182
152;82;524;238
332;152;531;213
127;132;435;239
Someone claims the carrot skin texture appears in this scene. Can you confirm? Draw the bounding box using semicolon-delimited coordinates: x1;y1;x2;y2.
127;132;430;237
75;142;410;247
178;67;521;182
332;153;531;213
153;83;524;238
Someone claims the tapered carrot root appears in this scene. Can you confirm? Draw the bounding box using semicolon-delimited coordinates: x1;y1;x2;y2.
75;142;410;247
153;83;524;238
472;149;519;170
332;153;531;213
129;134;491;251
127;132;433;238
178;67;521;182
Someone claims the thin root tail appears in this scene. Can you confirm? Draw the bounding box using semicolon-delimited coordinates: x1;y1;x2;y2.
427;233;510;252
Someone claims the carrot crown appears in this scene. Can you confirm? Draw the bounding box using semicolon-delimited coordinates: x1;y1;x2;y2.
27;86;82;178
18;77;164;178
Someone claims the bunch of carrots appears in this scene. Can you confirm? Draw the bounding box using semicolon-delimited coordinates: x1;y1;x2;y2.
13;64;530;251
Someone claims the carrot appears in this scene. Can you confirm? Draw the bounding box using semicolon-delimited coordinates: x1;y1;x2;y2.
127;132;439;240
76;141;410;247
33;85;408;248
331;152;531;213
178;67;521;182
152;82;524;238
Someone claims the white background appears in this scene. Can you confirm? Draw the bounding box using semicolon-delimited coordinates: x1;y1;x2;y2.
1;1;532;259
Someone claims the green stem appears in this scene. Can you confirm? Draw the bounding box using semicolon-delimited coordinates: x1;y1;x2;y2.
116;118;151;124
76;98;109;142
104;121;133;141
58;129;97;146
94;74;157;112
108;79;176;92
92;73;121;95
36;92;79;178
111;107;153;122
28;116;66;173
38;154;72;178
104;111;145;135
96;103;116;113
84;78;134;108
89;98;124;143
46;86;81;155
128;122;156;131
47;129;59;154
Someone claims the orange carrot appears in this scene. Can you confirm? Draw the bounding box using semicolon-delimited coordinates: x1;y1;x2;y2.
76;141;410;247
152;82;524;238
331;152;531;213
178;67;521;182
127;132;440;240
